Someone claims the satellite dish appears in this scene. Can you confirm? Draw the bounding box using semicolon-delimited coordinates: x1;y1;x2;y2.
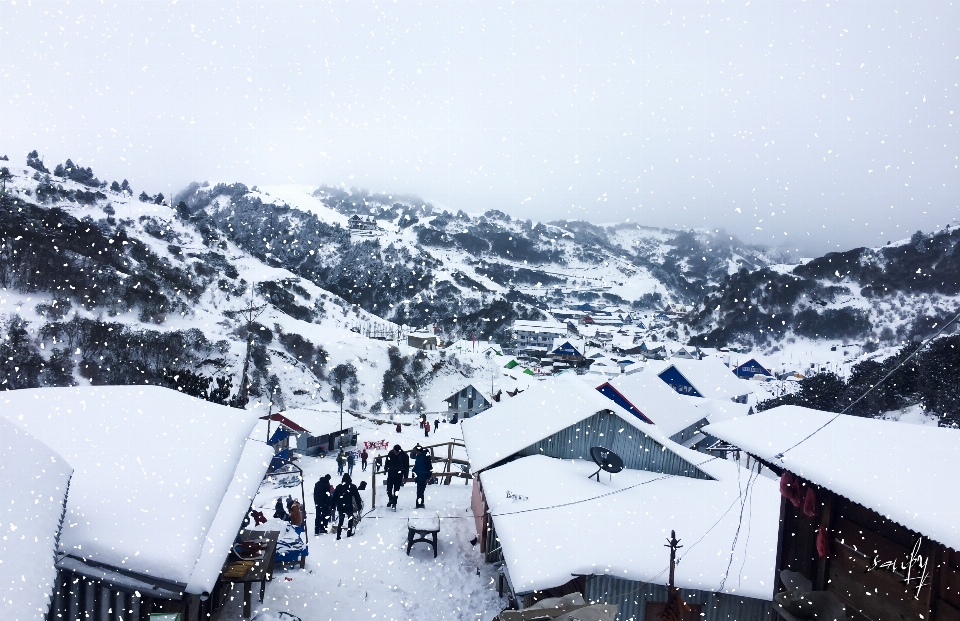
589;446;624;481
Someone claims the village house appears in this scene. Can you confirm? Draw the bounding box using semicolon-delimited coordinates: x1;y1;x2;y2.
658;358;754;403
595;372;709;448
347;214;378;231
549;338;591;371
463;377;780;620
733;358;774;380
704;406;960;621
511;320;570;355
445;384;493;419
0;386;273;621
582;313;624;328
671;345;703;360
462;376;713;480
445;339;503;356
259;409;358;456
407;331;439;350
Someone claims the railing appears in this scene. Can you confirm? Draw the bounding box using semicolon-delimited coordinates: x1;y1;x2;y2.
369;441;471;509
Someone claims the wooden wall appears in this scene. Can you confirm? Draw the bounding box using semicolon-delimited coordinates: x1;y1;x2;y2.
775;478;960;621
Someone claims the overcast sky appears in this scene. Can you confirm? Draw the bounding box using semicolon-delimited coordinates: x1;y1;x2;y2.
2;0;958;254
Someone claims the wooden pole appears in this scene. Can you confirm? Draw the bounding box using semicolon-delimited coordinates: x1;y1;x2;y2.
371;456;376;510
665;530;682;590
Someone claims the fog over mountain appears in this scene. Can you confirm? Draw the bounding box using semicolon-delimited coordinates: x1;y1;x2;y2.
2;0;958;255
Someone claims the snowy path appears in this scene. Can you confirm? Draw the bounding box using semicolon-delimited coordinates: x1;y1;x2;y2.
219;418;505;621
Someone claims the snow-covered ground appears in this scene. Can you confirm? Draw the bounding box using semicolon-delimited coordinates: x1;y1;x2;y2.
218;412;505;621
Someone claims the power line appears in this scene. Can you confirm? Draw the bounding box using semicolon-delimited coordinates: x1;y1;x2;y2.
773;308;960;460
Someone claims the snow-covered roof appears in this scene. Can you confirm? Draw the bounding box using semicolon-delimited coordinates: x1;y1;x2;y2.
703;406;960;551
276;408;354;437
512;320;567;333
1;418;72;620
689;397;752;425
660;358;753;399
446;340;502;355
599;373;706;437
461;376;625;472
408;331;437;340
0;386;273;595
480;454;779;599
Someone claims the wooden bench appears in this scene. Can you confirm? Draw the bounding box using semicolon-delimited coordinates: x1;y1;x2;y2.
406;512;440;558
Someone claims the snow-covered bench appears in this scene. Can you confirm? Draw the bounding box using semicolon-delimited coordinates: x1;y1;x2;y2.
406;512;441;558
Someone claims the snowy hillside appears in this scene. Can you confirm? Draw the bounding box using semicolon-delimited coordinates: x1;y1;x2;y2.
689;226;960;352
173;181;778;345
0;156;506;412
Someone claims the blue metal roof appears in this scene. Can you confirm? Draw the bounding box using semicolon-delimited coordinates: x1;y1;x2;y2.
734;358;772;378
595;382;655;424
657;365;703;398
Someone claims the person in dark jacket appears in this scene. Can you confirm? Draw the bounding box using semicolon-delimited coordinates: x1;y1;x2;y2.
346;451;356;476
360;449;369;471
273;497;288;520
313;474;332;535
336;450;345;476
384;444;409;510
412;445;433;509
333;473;363;540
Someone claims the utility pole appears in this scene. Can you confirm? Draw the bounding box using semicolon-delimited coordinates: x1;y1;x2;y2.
237;293;267;407
665;530;682;590
660;530;691;621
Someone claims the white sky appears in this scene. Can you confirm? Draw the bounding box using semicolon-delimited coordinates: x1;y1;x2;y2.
2;0;958;254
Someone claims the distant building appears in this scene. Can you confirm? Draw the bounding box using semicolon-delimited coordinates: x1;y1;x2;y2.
260;410;357;455
639;342;667;360
582;314;624;327
511;320;568;353
550;339;589;370
658;359;752;403
733;358;773;379
548;309;584;323
671;345;703;360
347;214;378;231
445;384;492;419
446;339;502;356
408;331;439;350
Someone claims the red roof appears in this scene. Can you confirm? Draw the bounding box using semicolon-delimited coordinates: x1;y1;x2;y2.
259;413;308;433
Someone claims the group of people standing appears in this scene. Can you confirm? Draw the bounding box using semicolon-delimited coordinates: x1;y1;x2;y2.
314;443;434;540
334;448;369;477
312;472;363;540
418;414;443;438
384;443;433;509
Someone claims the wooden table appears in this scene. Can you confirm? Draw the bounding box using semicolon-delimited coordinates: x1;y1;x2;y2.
219;529;279;618
406;512;440;558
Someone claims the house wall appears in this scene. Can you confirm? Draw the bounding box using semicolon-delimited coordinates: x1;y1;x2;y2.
449;386;492;417
775;477;960;621
584;575;773;621
514;328;566;349
47;566;209;621
667;417;709;446
514;410;712;480
658;367;702;397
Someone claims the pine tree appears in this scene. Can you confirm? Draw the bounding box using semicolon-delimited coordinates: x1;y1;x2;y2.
26;150;49;173
0;167;11;195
